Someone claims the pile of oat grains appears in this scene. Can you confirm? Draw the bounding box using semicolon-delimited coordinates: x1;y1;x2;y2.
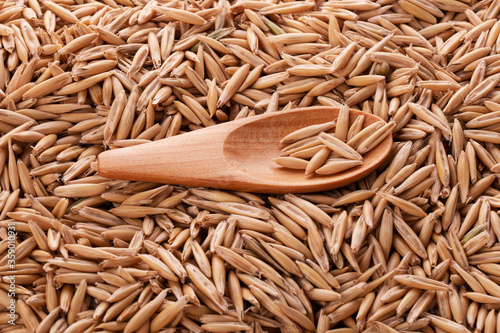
1;0;500;332
275;104;394;176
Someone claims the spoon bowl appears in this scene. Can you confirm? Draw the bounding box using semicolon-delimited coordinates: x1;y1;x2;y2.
98;106;392;193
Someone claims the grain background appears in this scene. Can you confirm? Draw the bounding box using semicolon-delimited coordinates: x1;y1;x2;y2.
2;0;500;332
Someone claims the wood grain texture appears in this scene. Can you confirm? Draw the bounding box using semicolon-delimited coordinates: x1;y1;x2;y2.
97;107;392;193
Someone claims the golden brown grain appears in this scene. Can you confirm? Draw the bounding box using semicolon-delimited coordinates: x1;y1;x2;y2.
3;1;500;332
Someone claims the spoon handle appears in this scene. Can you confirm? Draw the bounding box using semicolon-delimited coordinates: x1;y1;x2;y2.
97;122;258;191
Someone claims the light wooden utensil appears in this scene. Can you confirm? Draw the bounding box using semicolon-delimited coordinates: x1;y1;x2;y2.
98;107;392;193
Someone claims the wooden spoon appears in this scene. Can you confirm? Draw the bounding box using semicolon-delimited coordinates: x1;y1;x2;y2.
97;106;392;193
